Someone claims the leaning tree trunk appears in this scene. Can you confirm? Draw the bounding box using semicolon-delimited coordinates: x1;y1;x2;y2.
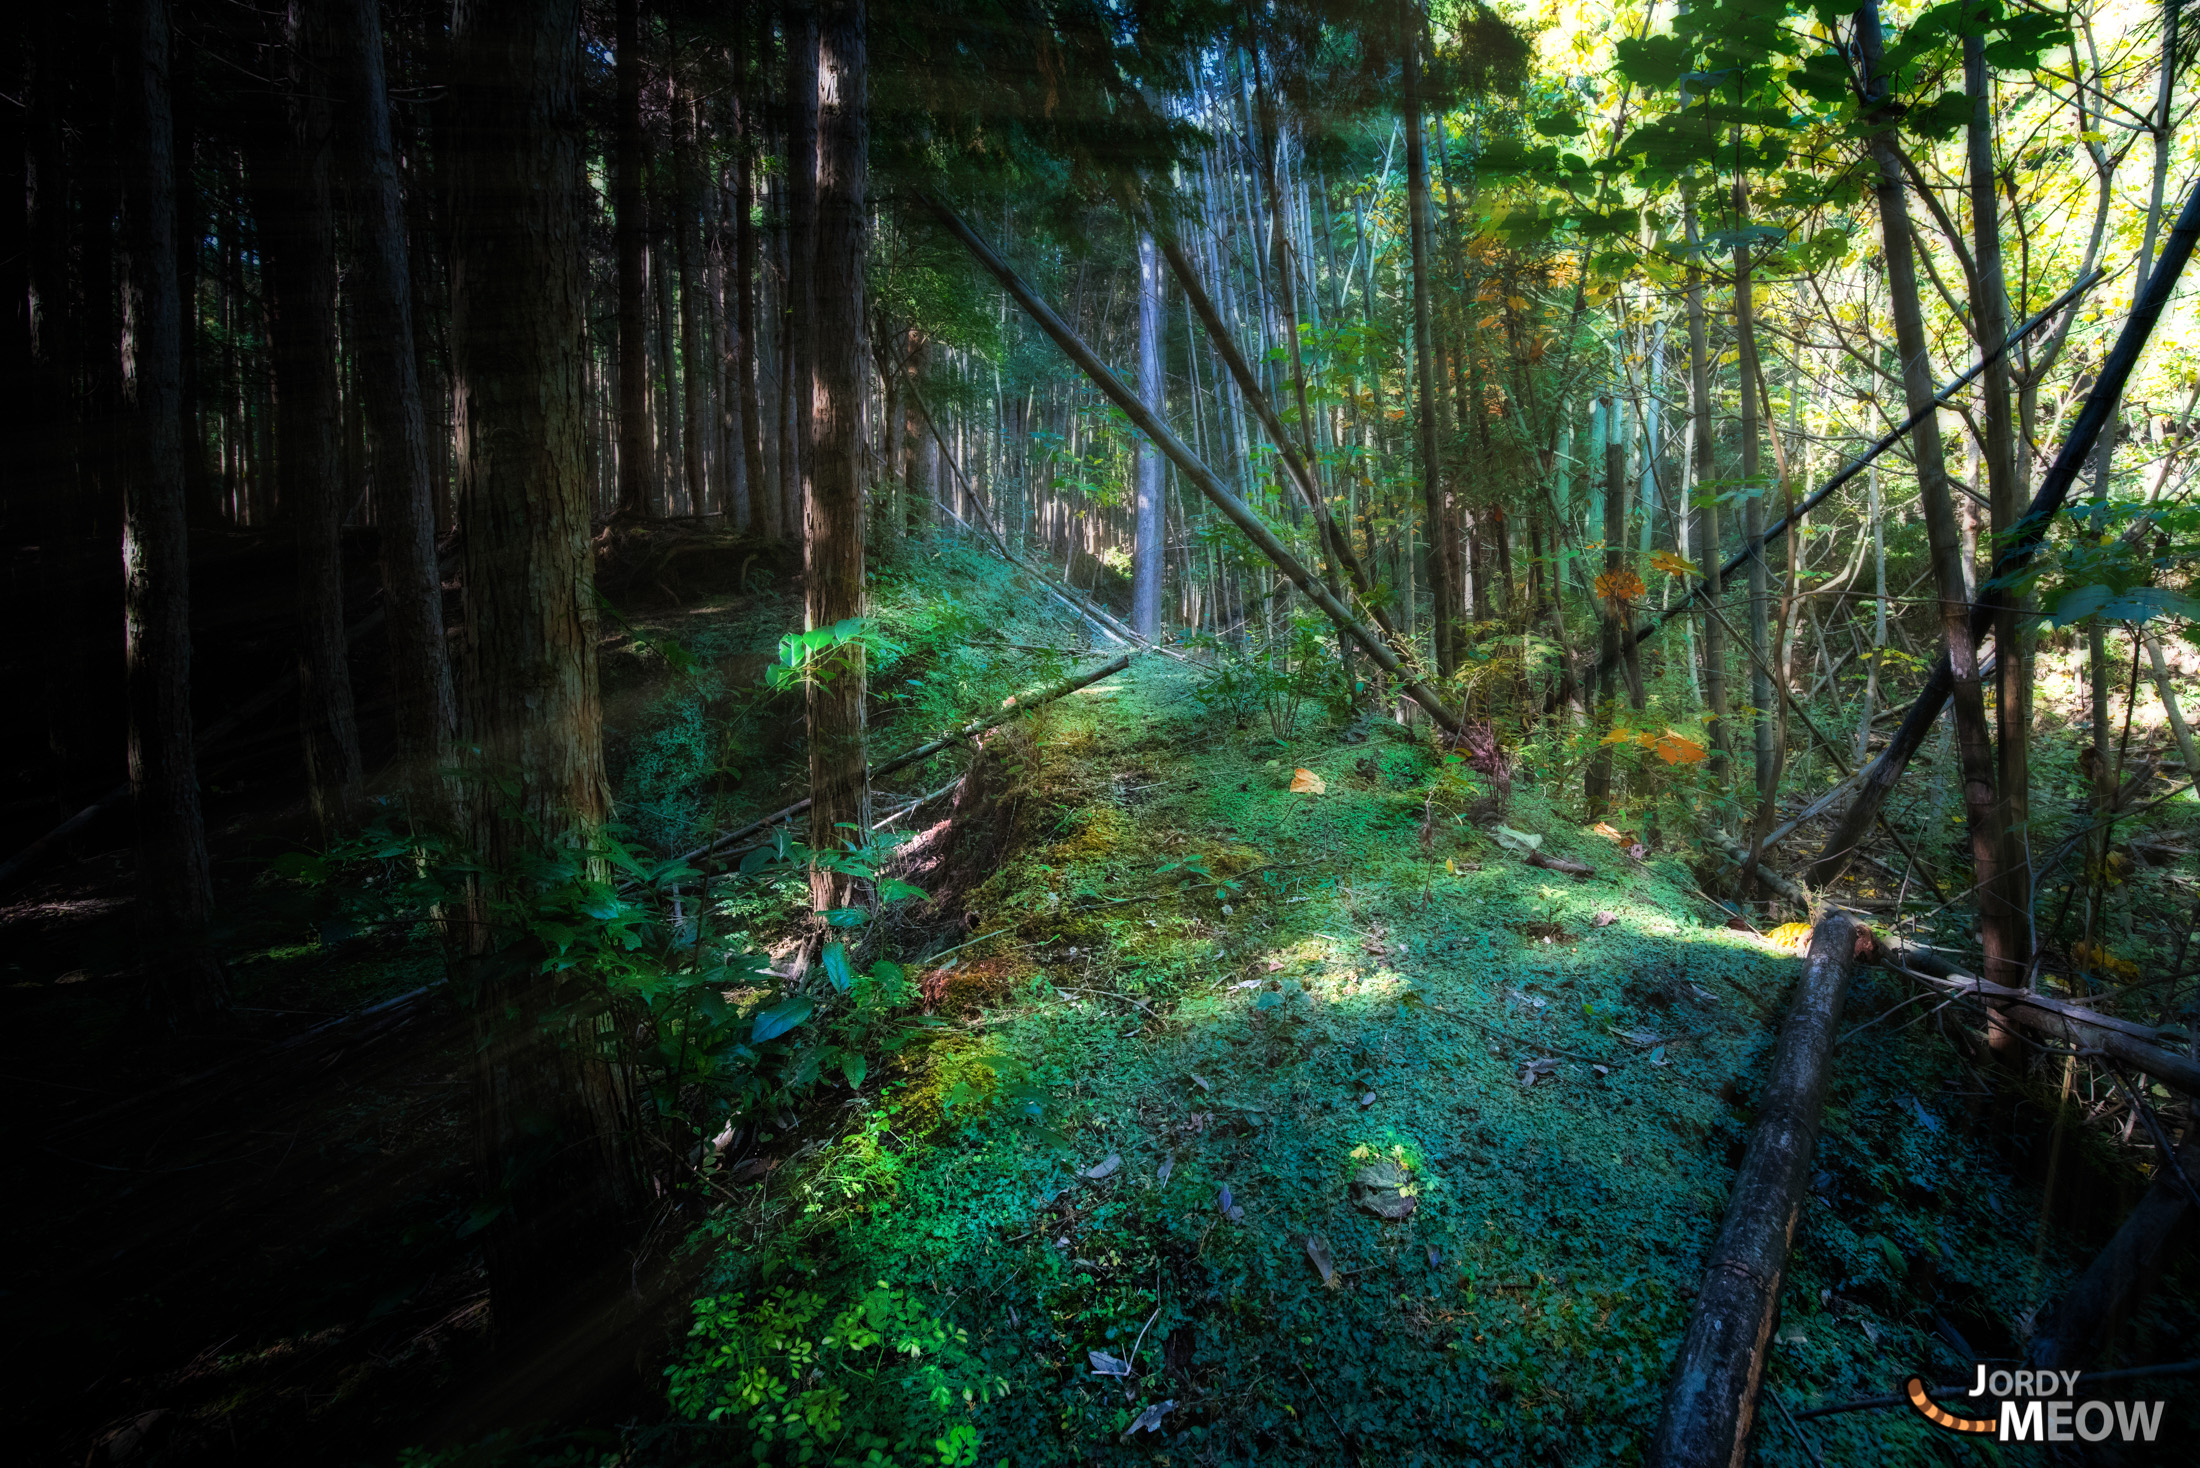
1131;231;1165;639
257;0;362;840
330;0;454;819
447;0;640;1335
806;0;870;911
117;0;226;1023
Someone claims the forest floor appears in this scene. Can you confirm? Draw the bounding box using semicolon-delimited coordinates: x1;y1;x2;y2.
7;540;2199;1466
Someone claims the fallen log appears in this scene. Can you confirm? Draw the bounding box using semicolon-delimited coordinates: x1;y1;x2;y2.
2028;1132;2200;1373
1648;911;1859;1468
677;653;1133;866
1707;833;1811;910
1872;938;2200;1096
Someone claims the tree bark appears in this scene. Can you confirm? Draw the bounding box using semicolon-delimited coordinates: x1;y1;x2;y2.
447;0;639;1333
806;0;869;911
612;0;651;521
117;0;227;1023
330;0;455;819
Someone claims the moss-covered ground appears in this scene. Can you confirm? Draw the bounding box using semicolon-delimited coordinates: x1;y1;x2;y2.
630;550;2200;1466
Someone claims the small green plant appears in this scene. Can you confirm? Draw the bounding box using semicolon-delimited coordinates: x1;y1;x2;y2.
667;1279;1005;1466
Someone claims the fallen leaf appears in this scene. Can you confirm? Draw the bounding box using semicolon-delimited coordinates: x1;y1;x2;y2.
1290;767;1326;794
1650;1046;1668;1066
1592;821;1627;842
1774;1325;1808;1347
1216;1184;1244;1223
1264;958;1285;972
1359;1090;1376;1108
1351;1160;1418;1220
1428;1245;1444;1269
1081;1154;1122;1181
1519;1057;1560;1087
1304;1233;1340;1288
1156;1155;1174;1185
1121;1400;1176;1440
1593;910;1617;927
1765;922;1813;952
1593;1064;1609;1077
1189;1072;1212;1091
1627;843;1649;860
1090;1349;1134;1378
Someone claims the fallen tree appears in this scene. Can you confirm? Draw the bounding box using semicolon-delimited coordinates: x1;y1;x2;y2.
1872;936;2200;1096
922;193;1467;737
1648;910;1859;1468
678;653;1133;866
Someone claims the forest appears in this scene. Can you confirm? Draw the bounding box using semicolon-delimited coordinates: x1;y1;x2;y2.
9;0;2200;1462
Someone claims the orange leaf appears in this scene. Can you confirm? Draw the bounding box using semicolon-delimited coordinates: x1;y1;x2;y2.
1595;569;1646;604
1651;730;1708;765
1290;768;1327;794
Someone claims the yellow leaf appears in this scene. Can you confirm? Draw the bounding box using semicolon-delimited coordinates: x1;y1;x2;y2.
1651;549;1701;579
1601;727;1638;746
1593;822;1627;841
1290;768;1327;794
1766;922;1813;952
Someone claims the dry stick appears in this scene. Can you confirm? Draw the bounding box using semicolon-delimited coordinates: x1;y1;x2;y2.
2027;1131;2200;1373
1601;269;2101;686
675;653;1133;866
921;193;1466;737
1810;177;2200;885
1648;911;1860;1468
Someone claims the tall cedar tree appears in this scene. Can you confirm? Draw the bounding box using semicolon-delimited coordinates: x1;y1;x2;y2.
807;0;871;909
447;0;641;1328
330;0;455;815
117;0;226;1022
613;0;652;521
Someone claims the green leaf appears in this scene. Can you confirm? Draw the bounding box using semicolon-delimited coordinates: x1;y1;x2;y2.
822;906;869;928
1877;1235;1908;1278
822;941;854;993
271;851;330;883
841;1050;867;1088
875;878;929;903
751;995;815;1043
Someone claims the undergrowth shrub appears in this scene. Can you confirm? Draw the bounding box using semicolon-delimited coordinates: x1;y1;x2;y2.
667;1280;1006;1467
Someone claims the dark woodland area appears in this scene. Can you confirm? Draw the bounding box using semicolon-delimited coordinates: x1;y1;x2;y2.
7;0;2200;1464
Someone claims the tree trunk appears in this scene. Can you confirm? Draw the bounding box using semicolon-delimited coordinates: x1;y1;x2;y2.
1403;35;1453;677
784;8;818;547
806;0;869;911
1685;202;1729;779
612;0;651;520
447;0;640;1334
674;76;708;516
1586;398;1624;817
330;0;455;819
117;0;227;1023
1132;232;1165;639
1737;213;1777;861
257;0;363;840
733;32;766;534
1858;2;2020;993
